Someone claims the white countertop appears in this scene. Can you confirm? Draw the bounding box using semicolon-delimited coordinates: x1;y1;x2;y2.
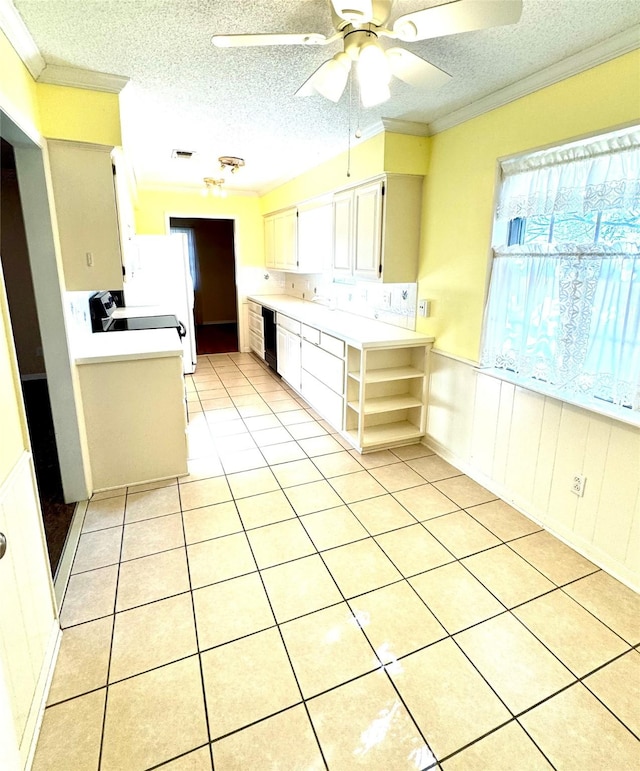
249;295;434;348
73;329;183;365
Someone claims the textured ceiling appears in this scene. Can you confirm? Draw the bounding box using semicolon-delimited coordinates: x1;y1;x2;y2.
12;0;640;193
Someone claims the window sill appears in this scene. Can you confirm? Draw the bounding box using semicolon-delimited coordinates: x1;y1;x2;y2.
475;367;640;429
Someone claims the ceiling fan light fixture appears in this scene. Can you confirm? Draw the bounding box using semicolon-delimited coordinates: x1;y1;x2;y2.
202;177;227;197
357;40;391;106
315;52;352;102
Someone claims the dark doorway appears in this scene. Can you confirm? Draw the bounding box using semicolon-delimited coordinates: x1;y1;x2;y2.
169;217;238;354
0;138;74;576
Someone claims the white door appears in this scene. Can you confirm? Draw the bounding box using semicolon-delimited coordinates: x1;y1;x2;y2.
0;281;58;769
285;330;301;390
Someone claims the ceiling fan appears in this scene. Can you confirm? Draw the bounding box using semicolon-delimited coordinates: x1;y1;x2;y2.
212;0;523;108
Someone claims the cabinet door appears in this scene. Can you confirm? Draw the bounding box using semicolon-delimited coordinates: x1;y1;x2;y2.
354;180;383;280
285;330;301;390
264;215;276;269
332;190;353;276
275;209;297;271
297;200;332;273
276;325;287;376
47;139;124;290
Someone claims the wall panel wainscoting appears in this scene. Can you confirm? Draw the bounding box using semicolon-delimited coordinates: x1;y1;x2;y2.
426;351;639;592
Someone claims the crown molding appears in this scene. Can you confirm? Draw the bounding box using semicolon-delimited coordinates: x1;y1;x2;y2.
37;64;129;93
137;180;259;197
429;25;640;135
380;118;430;136
0;0;45;78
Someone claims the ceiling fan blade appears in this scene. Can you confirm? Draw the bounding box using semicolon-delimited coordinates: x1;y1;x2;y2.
386;47;451;89
330;0;374;24
212;32;330;48
296;53;352;102
392;0;523;42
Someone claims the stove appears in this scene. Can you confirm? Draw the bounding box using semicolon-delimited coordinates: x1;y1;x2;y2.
89;291;186;338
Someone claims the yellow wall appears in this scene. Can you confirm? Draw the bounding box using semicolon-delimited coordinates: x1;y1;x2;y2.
261;131;430;214
261;132;385;214
134;188;265;268
0;30;40;136
38;83;122;146
419;50;640;360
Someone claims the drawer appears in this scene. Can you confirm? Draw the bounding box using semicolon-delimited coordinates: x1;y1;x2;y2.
247;300;262;315
301;340;344;394
248;312;264;334
320;332;344;358
301;370;344;429
301;324;320;345
277;314;301;335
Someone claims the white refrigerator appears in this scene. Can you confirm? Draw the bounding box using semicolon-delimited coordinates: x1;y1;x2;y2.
122;233;197;374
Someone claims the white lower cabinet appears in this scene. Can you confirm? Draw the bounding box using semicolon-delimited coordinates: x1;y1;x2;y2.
300;329;345;428
248;300;265;359
276;315;301;389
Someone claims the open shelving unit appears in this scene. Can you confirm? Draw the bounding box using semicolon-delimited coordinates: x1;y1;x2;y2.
344;343;430;452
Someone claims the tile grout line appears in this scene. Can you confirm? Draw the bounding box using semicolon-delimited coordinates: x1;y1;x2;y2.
175;480;216;770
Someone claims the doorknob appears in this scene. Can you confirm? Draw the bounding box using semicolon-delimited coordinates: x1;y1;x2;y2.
0;533;6;560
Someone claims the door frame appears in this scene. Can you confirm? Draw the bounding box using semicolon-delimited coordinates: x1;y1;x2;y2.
1;108;92;504
163;212;244;351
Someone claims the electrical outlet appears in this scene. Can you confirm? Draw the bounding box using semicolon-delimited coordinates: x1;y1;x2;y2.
418;299;430;317
571;473;586;497
381;290;392;308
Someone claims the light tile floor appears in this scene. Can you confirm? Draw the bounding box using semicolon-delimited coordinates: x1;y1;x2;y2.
34;352;640;770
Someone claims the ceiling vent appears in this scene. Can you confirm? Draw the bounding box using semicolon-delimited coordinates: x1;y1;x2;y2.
171;149;196;160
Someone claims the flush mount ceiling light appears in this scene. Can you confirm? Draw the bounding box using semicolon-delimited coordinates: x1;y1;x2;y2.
218;156;245;174
212;0;523;107
202;177;227;197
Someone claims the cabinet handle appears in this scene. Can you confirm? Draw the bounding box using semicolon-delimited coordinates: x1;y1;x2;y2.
0;533;6;560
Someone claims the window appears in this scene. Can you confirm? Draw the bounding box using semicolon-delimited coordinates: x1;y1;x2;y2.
481;127;640;414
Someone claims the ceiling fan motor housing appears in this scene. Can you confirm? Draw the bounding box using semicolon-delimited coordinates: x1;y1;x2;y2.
331;0;393;29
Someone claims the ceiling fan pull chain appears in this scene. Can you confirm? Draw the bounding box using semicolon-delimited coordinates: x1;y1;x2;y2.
347;71;353;178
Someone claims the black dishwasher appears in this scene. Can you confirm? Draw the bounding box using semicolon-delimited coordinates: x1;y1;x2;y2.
262;306;278;372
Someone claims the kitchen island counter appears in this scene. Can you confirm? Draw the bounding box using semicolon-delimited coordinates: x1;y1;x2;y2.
72;329;187;492
72;328;182;365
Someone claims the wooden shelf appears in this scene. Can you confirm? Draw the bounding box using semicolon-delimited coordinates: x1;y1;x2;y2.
348;365;424;384
346;420;423;448
347;394;423;415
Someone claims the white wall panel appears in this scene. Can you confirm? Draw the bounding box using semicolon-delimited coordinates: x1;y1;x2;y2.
470;374;500;477
493;381;515;487
593;424;640;565
546;405;588;532
426;352;640;591
505;387;545;504
532;398;562;516
574;415;611;544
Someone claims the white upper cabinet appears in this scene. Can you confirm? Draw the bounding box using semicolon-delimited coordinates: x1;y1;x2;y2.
264;173;423;282
264;208;297;271
332;174;423;283
332;190;353;279
353;180;384;280
47;139;124;291
264;214;276;269
297;197;333;274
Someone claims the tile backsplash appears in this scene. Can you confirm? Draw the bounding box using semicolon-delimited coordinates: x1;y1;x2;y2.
281;272;417;330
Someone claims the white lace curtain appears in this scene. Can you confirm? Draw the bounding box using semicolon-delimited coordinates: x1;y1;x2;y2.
482;129;640;411
497;129;640;219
